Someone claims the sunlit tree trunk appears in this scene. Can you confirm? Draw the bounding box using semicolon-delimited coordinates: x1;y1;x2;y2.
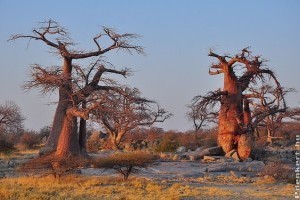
56;115;80;156
45;58;81;156
218;71;244;154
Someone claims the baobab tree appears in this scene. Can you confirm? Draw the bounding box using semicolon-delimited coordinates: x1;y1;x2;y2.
191;48;286;160
9;20;143;157
91;87;171;149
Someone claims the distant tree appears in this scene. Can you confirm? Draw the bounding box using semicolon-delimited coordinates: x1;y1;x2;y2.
92;87;171;149
10;20;143;157
39;125;51;138
19;130;40;149
187;92;219;135
249;85;300;143
191;48;286;160
0;101;25;134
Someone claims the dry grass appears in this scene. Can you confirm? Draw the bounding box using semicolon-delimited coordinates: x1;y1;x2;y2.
0;175;200;200
195;174;253;184
0;175;294;200
260;162;295;183
0;149;38;160
244;184;294;199
253;175;277;185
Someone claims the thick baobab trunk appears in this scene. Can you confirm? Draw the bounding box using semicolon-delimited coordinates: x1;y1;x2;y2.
237;100;254;160
218;71;253;160
218;73;242;153
42;58;82;157
56;115;80;156
42;88;69;154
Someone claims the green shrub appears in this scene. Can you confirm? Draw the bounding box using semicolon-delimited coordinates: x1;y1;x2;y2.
93;151;157;180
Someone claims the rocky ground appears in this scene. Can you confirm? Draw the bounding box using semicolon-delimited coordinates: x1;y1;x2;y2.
0;144;296;199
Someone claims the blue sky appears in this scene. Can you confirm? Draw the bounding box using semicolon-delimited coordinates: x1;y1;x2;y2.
0;0;299;131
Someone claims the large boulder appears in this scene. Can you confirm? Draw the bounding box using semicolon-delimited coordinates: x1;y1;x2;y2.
198;146;223;158
225;149;241;161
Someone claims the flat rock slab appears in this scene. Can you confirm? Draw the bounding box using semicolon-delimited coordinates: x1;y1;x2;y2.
81;160;263;180
206;160;265;172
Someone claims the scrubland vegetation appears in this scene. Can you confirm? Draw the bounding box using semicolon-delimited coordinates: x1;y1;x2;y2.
0;175;294;200
0;19;299;199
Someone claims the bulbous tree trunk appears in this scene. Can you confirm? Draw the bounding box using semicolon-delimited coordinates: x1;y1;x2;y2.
218;73;250;157
43;58;82;156
42;89;69;154
56;115;80;156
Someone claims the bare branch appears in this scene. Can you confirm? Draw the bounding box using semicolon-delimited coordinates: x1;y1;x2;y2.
69;27;144;59
208;50;227;64
9;20;144;59
8;20;71;52
209;68;224;75
90;87;171;148
24;65;68;94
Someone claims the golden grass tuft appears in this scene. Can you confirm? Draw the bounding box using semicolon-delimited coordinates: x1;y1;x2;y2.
0;175;201;200
199;186;234;197
0;175;294;200
252;175;277;185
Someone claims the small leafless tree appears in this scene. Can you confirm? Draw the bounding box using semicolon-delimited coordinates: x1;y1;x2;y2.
187;91;219;136
93;151;157;181
249;85;300;143
91;87;172;149
0;101;25;134
9;20;143;157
